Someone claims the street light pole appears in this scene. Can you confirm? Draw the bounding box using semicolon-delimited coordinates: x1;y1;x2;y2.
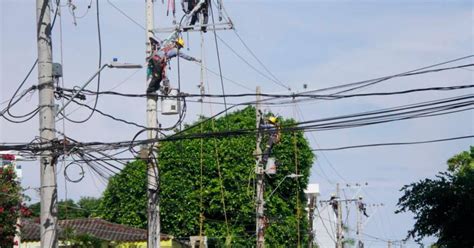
56;62;142;116
268;173;303;199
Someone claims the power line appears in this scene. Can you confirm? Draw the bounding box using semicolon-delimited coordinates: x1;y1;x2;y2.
232;29;290;90
106;0;146;30
334;56;474;95
311;135;474;151
63;0;102;124
216;34;289;90
209;0;229;116
4;95;471;152
60;84;474;100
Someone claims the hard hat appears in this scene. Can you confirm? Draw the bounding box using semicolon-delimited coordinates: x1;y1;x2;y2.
176;38;185;48
268;116;278;124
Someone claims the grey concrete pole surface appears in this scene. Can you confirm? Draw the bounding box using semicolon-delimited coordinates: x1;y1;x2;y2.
146;0;160;247
255;86;265;248
336;183;343;248
308;195;316;248
36;0;58;247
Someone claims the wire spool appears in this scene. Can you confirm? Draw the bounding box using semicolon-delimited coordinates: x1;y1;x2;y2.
64;161;85;183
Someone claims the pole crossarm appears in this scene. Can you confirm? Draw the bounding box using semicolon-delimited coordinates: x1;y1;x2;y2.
153;21;233;33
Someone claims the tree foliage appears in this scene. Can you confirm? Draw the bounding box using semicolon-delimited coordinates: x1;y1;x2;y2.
396;147;474;247
63;227;105;248
0;165;31;247
99;160;148;228
99;107;315;246
29;197;101;220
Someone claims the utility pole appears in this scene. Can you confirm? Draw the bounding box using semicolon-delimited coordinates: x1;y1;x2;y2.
146;0;160;247
336;183;343;248
255;86;265;248
37;0;58;247
308;194;316;248
357;199;362;248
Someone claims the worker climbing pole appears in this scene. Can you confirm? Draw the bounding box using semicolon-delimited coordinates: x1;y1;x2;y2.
146;34;200;95
256;107;281;248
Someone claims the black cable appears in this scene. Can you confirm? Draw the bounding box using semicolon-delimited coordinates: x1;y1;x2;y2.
327;57;474;95
61;97;147;129
65;84;474;100
311;135;474;151
216;34;288;90
5;94;473;151
64;0;102;123
209;0;228;116
5;0;61;122
1;108;40;124
232;28;290;90
2;86;38;122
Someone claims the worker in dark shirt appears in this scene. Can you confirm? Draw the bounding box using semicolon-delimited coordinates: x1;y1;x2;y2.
146;37;200;94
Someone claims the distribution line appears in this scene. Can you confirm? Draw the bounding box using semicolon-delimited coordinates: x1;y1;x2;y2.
64;0;103;124
209;0;229;117
311;135;474;151
55;68;142;122
334;56;474;95
107;0;146;30
4;94;472;152
216;34;289;90
232;29;290;90
62;84;474;99
295;104;346;184
23;132;473;162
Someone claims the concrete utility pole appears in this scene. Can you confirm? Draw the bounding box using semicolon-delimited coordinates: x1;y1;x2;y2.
308;195;316;248
146;0;160;247
255;86;265;248
336;183;343;248
36;0;58;247
357;198;362;248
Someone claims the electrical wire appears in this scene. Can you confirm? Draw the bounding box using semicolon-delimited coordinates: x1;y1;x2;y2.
64;84;474;100
106;0;146;30
310;135;474;151
209;0;229;117
232;28;290;90
3;0;62;122
294;104;344;184
216;34;287;90
3;102;470;154
59;96;147;129
64;0;102;124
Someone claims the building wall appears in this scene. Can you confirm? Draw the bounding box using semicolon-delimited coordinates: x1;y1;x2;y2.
22;240;174;248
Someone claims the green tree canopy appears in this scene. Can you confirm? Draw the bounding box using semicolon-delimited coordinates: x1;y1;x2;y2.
29;197;101;220
396;147;474;247
99;106;315;246
98;160;148;228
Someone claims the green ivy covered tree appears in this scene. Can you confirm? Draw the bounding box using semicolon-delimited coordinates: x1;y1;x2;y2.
98;160;148;228
99;106;315;246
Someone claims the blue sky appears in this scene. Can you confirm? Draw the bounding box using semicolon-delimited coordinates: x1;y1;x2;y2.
1;0;473;247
